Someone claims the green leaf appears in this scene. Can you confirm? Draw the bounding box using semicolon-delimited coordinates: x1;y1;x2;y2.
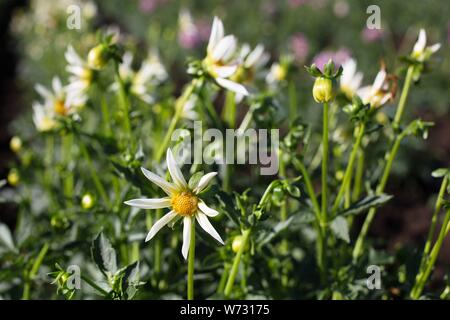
0;223;16;252
330;216;350;243
91;232;117;277
256;216;295;248
337;194;393;217
304;64;322;77
215;191;241;227
119;261;141;300
431;168;448;178
188;171;204;190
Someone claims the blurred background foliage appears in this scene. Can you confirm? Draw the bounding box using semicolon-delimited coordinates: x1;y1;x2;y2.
0;0;449;299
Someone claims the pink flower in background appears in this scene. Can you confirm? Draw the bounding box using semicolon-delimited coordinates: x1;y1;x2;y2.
290;33;309;62
361;27;384;43
178;10;211;49
139;0;169;13
447;22;450;43
333;0;350;18
288;0;309;8
312;48;351;71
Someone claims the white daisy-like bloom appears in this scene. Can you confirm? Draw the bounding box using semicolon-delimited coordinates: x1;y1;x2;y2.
233;43;269;102
411;29;441;62
112;51;168;104
124;149;224;259
181;96;199;121
32;77;76;131
356;68;392;108
265;62;288;85
203;17;248;96
65;45;92;108
239;43;270;77
340;58;363;99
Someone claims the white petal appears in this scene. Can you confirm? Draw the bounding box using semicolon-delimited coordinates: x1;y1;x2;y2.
378;93;392;106
341;58;356;85
372;69;386;93
145;210;177;242
166;148;188;189
207;16;224;54
429;43;441;54
124;197;171;209
198;201;219;217
215;78;249;96
65;45;84;66
52;77;63;94
212;35;237;61
35;84;53;101
245;44;264;68
141;167;177;195
213;65;238;78
196;212;224;244
182;216;192;259
413;29;427;53
194;172;217;193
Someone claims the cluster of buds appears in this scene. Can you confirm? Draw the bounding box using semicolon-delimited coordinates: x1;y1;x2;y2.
305;59;343;103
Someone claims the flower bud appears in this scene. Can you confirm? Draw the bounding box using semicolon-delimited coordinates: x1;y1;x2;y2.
313;77;333;103
87;44;109;70
81;193;94;209
7;169;19;186
272;63;287;82
10;136;22;153
232;235;244;253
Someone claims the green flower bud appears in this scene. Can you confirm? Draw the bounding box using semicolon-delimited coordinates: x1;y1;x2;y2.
232;235;245;253
7;169;19;186
10;136;22;153
87;44;109;70
313;77;333;103
81;193;94;209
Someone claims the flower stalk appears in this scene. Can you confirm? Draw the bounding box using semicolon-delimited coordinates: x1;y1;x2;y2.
352;63;416;261
187;217;196;300
224;228;251;298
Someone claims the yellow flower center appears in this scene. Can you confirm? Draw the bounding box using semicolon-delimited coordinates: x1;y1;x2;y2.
54;99;67;115
340;84;354;99
80;68;93;85
171;192;198;216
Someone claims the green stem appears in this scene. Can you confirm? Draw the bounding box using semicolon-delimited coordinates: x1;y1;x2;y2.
321;102;329;223
217;263;230;294
81;274;110;296
279;149;287;221
411;209;450;299
393;65;414;126
22;243;49;300
224;229;251;298
288;80;298;122
79;143;110;208
113;61;131;142
187;217;196;300
154;81;197;162
352;150;365;202
292;157;326;274
222;91;236;192
223;91;237;128
332;123;366;214
353;65;415;261
422;176;449;262
353;133;405;261
100;95;112;136
62;133;74;208
292;158;321;219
